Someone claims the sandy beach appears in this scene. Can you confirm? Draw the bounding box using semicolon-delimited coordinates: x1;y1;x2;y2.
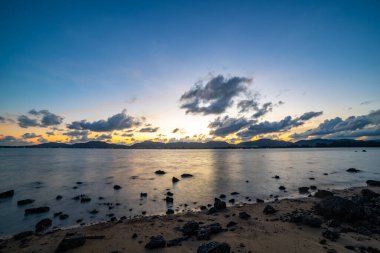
1;184;379;253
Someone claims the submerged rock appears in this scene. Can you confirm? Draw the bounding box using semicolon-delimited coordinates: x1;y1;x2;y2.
346;168;361;173
56;233;86;253
0;189;14;199
113;185;122;190
279;186;286;191
25;206;50;215
197;241;231;253
35;218;52;233
367;180;380;187
17;199;35;206
145;235;166;249
56;195;63;200
298;187;310;194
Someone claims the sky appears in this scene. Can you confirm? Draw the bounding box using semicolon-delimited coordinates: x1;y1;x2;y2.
0;0;379;145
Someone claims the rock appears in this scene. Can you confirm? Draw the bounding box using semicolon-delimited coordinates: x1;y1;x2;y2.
315;196;363;222
256;198;264;203
239;212;251;220
167;237;186;247
166;191;173;196
13;231;34;240
346;168;360;173
89;209;98;214
181;173;193;178
214;198;226;210
0;189;14;199
226;221;237;227
230;192;239;195
145;235;166;249
197;241;231;253
361;189;380;199
155;170;166;175
279;186;286;191
132;233;138;239
367;180;380;187
228;199;235;204
273;175;280;179
172;177;180;183
56;195;63;200
17;199;35;206
113;185;122;190
314;190;333;198
310;185;317;190
289;213;322;228
263;205;277;214
140;192;148;198
166;209;174;215
219;194;226;198
197;227;211;240
165;196;174;203
326;219;340;228
182;221;199;235
362;150;367;152
298;187;310;194
59;214;69;220
56;233;86;252
25;206;50;215
35;218;52;233
80;197;91;203
322;229;340;241
309;177;315;180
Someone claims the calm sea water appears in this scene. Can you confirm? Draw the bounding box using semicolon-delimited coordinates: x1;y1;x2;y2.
0;148;379;237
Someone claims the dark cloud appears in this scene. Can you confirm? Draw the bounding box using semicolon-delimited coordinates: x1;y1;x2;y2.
46;131;55;136
172;128;180;133
139;127;159;133
0;116;5;123
237;99;259;113
17;109;63;128
22;133;41;139
67;109;141;132
122;133;134;137
63;130;90;137
291;109;380;139
237;111;323;138
180;75;252;115
0;135;32;146
209;116;254;137
94;134;112;141
252;102;273;119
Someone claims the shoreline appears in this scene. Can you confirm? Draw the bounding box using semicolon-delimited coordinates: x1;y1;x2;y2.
1;184;380;253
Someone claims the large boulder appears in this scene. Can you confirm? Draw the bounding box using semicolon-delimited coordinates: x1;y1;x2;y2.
298;187;310;194
145;235;166;249
0;189;14;199
35;218;52;233
314;190;333;198
56;233;86;252
214;198;226;210
182;221;199;236
263;205;277;214
25;206;50;215
314;196;363;222
197;241;231;253
367;180;380;187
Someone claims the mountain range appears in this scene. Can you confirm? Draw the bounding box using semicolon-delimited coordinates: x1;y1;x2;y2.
1;138;380;149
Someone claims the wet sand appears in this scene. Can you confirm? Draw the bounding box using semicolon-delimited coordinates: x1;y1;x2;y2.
1;186;380;253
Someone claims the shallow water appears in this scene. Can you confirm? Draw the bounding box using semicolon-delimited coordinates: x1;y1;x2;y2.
0;147;379;237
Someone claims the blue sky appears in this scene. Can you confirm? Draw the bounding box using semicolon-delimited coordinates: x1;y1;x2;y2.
0;0;379;145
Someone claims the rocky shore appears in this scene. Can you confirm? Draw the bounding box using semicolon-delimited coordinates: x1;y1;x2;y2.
1;182;380;253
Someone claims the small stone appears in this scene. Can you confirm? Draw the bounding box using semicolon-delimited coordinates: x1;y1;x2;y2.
172;177;180;183
113;185;122;190
155;170;166;175
239;212;251;220
197;241;231;253
145;235;166;249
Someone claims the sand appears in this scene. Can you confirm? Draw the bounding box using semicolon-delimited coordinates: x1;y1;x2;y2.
1;186;379;253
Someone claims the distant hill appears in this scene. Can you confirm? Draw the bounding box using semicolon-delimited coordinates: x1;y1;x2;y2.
1;138;379;149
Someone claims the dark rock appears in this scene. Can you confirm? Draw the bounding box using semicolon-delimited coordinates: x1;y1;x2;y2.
113;185;122;190
274;175;280;179
165;196;174;203
140;192;148;198
239;212;251;220
362;150;367;152
279;186;286;191
256;198;264;203
327;249;338;253
309;177;315;180
367;180;380;187
59;214;69;220
56;233;86;252
208;207;217;214
145;235;166;249
226;221;237;227
172;177;180;183
310;185;317;190
166;191;173;196
361;189;380;199
35;218;52;233
214;198;226;210
155;170;166;175
346;168;360;173
25;206;50;215
200;206;207;210
345;245;355;251
80;197;91;203
322;229;340;241
263;205;277;214
132;233;138;239
289;213;322;228
182;221;199;235
17;199;35;206
181;173;193;178
166;209;174;215
228;199;235;204
219;194;226;198
315;196;363;222
13;231;34;240
298;187;310;194
56;195;63;200
89;209;98;214
86;235;105;239
230;192;239;195
197;227;211;240
197;241;231;253
167;237;186;247
0;189;14;199
326;219;340;228
314;190;333;198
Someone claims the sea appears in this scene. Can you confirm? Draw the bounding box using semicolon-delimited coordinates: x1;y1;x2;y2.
0;147;379;237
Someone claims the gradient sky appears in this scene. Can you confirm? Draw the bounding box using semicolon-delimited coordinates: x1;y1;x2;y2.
1;0;379;145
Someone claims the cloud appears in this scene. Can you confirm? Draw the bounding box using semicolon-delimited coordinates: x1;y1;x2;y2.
360;100;373;105
237;99;259;113
252;102;274;119
67;109;141;132
209;116;254;137
122;133;134;137
0;135;32;146
17;109;63;128
291;109;380;139
139;127;159;133
172;128;180;133
22;133;41;139
237;111;323;138
0;116;5;123
63;130;90;137
180;75;252;115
